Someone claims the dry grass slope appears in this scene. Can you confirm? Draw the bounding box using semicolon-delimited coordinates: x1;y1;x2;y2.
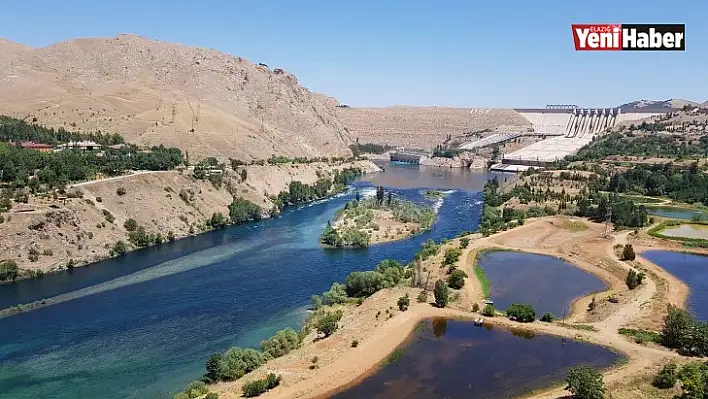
0;34;354;160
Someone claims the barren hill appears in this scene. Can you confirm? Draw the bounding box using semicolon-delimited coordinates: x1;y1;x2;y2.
619;98;700;110
0;35;353;160
338;107;529;149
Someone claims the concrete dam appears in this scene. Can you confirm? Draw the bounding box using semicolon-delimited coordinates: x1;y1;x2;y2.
491;106;668;172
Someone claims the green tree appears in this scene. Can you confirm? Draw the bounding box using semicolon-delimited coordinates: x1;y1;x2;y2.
203;353;224;383
443;247;462;265
218;347;266;380
311;295;323;310
316;310;343;338
447;269;467;289
566;366;604;399
229;197;262;224
482;304;495;317
460;237;470;249
434;279;449;308
345;271;387;297
652;363;677;389
540;312;554;322
397;294;410;311
123;218;138;231
506;303;536;323
676;362;708;399
322;282;348;305
625;269;645;290
0;260;19;282
260;328;300;359
621;244;636;261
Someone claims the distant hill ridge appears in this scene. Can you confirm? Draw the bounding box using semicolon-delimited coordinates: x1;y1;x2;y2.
0;34;353;160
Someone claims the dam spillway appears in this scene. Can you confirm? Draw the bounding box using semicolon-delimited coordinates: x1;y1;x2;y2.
491;106;667;171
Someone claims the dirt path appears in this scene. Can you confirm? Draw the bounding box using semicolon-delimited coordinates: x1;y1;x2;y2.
70;170;170;187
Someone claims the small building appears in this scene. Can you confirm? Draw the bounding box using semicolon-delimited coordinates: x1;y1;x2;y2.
55;140;102;152
17;141;54;153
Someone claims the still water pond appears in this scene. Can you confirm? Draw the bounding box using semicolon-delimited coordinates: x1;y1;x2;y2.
642;250;708;321
478;251;607;317
331;318;619;399
647;207;708;221
662;224;708;240
0;163;499;399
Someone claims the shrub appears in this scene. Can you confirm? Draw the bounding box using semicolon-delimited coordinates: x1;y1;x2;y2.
311;295;323;310
167;231;176;241
229;197;262;224
397;294;410;311
103;209;115;223
626;269;645;290
482;304;495;317
205;393;218;399
0;260;19;281
447;269;467;289
116;187;126;196
123;218;138;232
111;240;128;256
506;303;536;323
434;279;449;308
417;290;428;303
181;380;209;399
652;363;677;389
566;366;604;399
351;340;359;348
42;249;53;256
345;271;387;297
322;282;348;305
459;237;470;249
203;353;223;383
621;244;636;261
316;310;343;338
540;312;554;322
472;303;480;312
28;247;40;262
95;196;103;203
218;347;266;380
260;328;299;359
242;373;281;397
443;247;462;265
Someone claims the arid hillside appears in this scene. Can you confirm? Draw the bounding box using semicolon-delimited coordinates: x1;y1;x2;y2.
0;160;380;274
338;107;529;149
0;34;354;160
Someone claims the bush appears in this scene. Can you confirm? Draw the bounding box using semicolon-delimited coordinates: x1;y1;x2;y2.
180;380;209;399
111;240;128;256
482;304;495;317
447;269;467;289
351;340;359;348
443;247;462;266
229;197;262;224
345;271;387;297
459;237;470;249
205;394;218;399
42;249;53;256
566;366;604;399
95;196;102;202
116;187;126;196
652;363;677;389
397;294;410;311
322;282;348;305
311;295;323;310
123;218;138;232
0;260;19;281
316;310;343;338
506;303;536;323
242;373;281;397
472;303;480;312
103;209;115;223
626;269;645;290
621;244;636;261
260;328;299;359
203;353;224;383
540;312;554;322
218;347;266;380
28;247;40;262
416;290;428;303
434;279;449;308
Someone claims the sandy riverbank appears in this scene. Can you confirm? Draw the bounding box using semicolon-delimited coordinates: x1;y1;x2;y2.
211;216;706;399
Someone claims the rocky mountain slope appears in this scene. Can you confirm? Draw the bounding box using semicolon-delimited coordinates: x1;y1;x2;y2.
619;98;701;110
0;34;353;160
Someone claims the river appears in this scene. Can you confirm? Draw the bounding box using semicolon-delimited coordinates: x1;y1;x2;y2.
0;163;504;399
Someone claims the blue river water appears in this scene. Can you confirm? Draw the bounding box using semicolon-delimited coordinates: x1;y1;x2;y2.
0;163;499;399
642;250;708;321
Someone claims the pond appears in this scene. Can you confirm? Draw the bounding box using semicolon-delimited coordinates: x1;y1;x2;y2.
662;224;708;240
330;318;620;399
642;250;708;321
0;163;493;399
647;207;708;221
477;251;607;317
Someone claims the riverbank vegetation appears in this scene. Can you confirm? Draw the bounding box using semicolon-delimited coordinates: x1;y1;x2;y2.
320;187;435;248
648;220;708;248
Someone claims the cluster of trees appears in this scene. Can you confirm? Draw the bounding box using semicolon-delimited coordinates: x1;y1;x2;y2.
320;222;370;248
228;198;263;224
432;145;463;159
312;259;406;307
570;132;708;160
0;260;19;282
231;156;360;168
242;374;281;398
566;366;604;399
607;164;708;205
272;168;362;209
0;143;183;191
0;115;124;146
661;305;708;357
349;142;393;156
506;303;536;323
575;192;649;228
651;360;708;397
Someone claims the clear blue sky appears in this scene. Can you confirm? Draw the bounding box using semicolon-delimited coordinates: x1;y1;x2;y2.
1;0;706;108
